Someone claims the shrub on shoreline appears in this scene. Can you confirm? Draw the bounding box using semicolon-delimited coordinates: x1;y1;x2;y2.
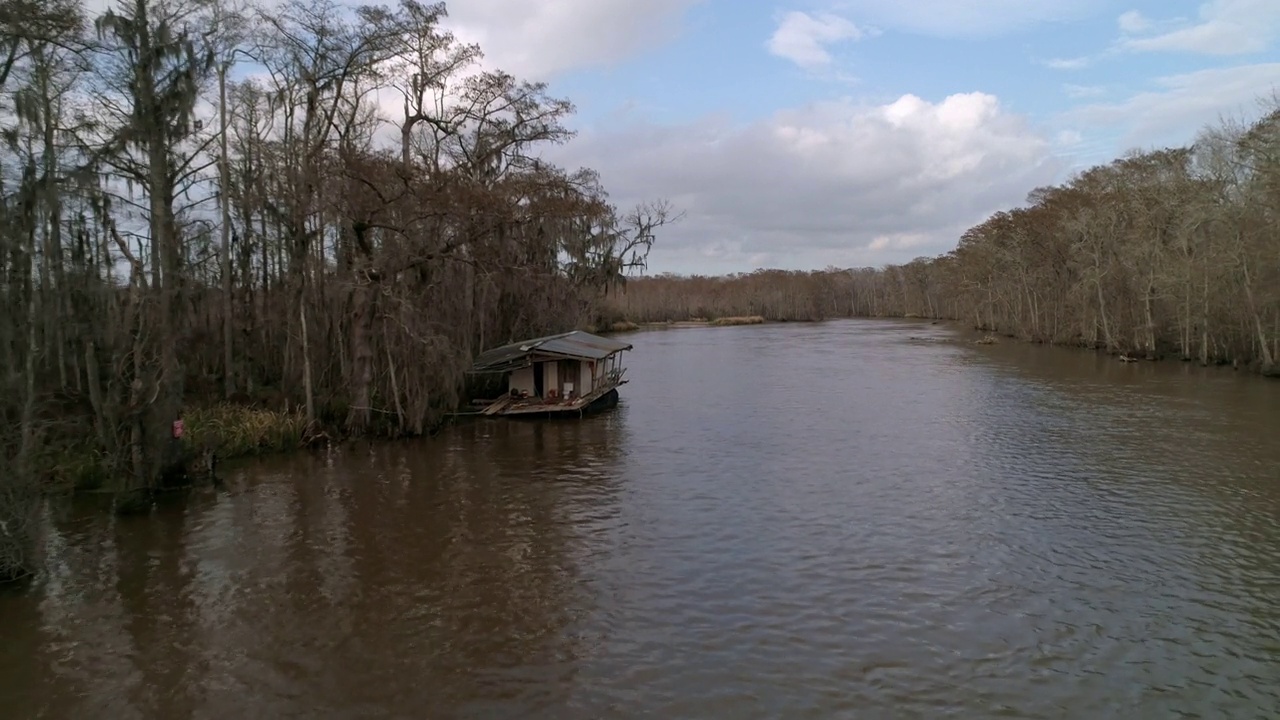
709;316;766;326
183;404;310;459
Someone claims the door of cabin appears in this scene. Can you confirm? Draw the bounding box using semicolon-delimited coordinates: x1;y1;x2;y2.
534;363;545;398
559;360;577;398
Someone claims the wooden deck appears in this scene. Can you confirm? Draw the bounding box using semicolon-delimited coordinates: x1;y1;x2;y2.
480;382;624;417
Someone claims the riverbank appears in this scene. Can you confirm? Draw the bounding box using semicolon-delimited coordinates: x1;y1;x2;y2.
37;316;772;492
37;312;1280;495
602;310;1280;378
36;404;317;494
593;316;773;333
638;316;768;329
919;318;1280;377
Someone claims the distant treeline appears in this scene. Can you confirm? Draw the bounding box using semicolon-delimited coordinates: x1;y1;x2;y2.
607;103;1280;375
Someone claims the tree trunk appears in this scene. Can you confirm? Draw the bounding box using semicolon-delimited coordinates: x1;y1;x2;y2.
1241;257;1275;368
1095;279;1114;351
1181;282;1191;360
218;64;234;398
384;318;405;433
36;58;69;391
401;120;414;172
1143;272;1156;359
1200;271;1210;366
300;293;315;423
3;245;40;580
17;222;40;477
346;266;375;432
84;339;113;456
136;0;185;489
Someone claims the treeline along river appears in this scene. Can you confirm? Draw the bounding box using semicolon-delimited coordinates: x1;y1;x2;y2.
2;320;1279;719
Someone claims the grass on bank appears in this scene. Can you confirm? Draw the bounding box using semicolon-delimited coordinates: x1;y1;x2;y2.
638;315;767;327
35;435;110;492
594;316;769;333
35;403;311;492
183;404;310;459
709;316;766;326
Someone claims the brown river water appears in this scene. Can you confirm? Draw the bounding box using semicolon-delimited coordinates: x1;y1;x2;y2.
3;319;1280;719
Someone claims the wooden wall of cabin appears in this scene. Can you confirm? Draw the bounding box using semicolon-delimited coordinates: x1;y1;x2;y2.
509;366;536;395
509;356;611;399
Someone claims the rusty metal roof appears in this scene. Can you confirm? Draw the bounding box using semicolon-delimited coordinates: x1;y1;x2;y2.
471;330;633;372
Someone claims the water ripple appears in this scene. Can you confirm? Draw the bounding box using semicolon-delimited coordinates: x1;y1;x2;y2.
3;320;1280;719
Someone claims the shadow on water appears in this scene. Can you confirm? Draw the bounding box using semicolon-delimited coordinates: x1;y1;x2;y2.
0;414;628;719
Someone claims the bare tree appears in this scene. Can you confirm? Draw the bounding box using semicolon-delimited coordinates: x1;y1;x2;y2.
2;0;676;545
0;0;85;581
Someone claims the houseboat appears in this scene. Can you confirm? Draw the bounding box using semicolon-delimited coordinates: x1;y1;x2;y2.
470;330;633;418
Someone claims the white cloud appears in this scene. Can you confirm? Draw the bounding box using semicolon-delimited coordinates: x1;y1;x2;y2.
1063;63;1280;150
1119;0;1280;55
1044;56;1093;70
868;232;929;252
547;92;1062;272
766;11;864;69
1042;1;1278;72
1055;129;1084;146
831;0;1108;37
1117;10;1150;34
440;0;700;80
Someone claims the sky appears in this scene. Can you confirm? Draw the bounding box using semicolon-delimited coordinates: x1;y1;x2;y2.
430;0;1280;275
